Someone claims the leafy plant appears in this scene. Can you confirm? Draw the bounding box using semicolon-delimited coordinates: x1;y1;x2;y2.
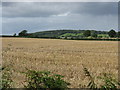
98;73;120;89
82;65;120;89
0;68;13;89
24;70;70;89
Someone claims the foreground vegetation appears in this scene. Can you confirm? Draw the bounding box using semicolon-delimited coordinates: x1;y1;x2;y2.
1;68;120;89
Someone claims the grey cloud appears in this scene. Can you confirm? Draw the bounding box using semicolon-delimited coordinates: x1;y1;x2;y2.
2;2;118;35
2;13;118;35
2;2;117;18
2;0;119;2
2;2;70;17
2;2;15;7
73;2;118;15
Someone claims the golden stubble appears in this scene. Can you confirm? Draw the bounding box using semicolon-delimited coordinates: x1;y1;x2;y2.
2;37;118;88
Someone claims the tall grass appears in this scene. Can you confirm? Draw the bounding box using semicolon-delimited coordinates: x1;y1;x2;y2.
82;65;97;88
82;65;120;89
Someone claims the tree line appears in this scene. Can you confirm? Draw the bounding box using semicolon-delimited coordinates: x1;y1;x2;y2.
13;29;120;39
82;29;119;38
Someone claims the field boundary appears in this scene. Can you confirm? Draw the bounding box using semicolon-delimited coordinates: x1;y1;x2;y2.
1;36;120;41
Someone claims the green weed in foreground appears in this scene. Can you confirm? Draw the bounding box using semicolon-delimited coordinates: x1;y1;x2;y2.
1;67;120;89
0;67;13;89
98;73;120;89
24;70;70;89
82;65;120;89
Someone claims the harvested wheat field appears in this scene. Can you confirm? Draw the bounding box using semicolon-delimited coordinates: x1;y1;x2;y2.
2;37;118;88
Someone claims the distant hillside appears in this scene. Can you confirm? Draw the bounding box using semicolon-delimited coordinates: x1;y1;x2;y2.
27;30;108;38
1;29;119;41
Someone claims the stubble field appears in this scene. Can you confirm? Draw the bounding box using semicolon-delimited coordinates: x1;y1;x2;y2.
2;37;118;88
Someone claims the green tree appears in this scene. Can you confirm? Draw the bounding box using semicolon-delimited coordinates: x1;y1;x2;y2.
18;30;28;37
83;30;91;37
117;31;120;38
108;29;116;38
91;31;98;38
13;33;16;36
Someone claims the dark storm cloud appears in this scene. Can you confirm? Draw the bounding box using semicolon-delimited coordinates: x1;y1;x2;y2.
2;2;15;7
73;2;118;15
2;2;117;18
1;2;118;35
2;2;69;17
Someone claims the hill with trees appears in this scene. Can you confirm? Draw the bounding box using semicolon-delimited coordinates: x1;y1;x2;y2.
1;29;119;41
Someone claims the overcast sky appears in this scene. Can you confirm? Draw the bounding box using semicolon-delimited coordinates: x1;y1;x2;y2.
1;1;118;35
